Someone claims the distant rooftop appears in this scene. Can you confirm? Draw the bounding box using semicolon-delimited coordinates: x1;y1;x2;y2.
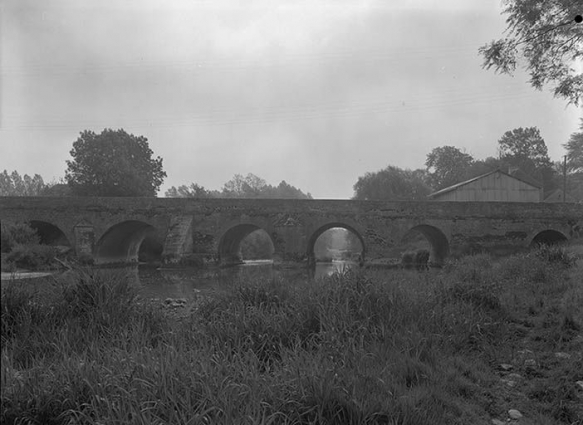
428;168;542;199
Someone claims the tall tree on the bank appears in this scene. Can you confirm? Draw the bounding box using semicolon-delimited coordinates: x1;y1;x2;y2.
0;170;47;196
479;0;582;105
353;166;431;200
425;146;474;190
560;119;583;201
564;119;583;173
497;127;557;193
65;129;166;196
498;127;552;170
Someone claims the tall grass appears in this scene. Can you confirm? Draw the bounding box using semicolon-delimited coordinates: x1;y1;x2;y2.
1;247;581;424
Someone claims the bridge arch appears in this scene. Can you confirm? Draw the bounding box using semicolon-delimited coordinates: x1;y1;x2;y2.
529;229;568;247
95;220;162;265
307;222;365;266
218;223;275;266
401;224;449;266
28;220;71;247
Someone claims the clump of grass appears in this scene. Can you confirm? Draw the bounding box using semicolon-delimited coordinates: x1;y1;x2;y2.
533;245;576;268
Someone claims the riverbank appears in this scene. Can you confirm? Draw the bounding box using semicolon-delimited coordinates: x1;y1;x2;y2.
2;246;582;424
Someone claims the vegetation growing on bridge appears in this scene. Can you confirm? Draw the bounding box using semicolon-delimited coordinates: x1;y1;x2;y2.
2;246;581;424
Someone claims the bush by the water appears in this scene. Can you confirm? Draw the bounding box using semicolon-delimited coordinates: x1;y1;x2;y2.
0;222;40;253
1;246;582;424
401;248;430;269
1;222;67;271
5;244;58;270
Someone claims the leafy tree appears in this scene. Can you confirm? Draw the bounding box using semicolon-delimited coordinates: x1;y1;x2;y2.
353;166;431;200
479;0;583;105
498;127;552;169
166;174;312;199
425;146;474;190
557;119;583;201
496;126;558;193
40;183;72;197
563;119;583;172
65;129;166;196
262;180;313;199
0;170;47;196
463;157;504;180
221;173;267;198
164;183;218;198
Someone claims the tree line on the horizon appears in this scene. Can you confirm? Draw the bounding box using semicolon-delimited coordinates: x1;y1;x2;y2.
2;122;582;202
353;123;583;202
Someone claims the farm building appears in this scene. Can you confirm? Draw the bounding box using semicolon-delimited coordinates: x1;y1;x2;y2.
543;188;576;203
428;169;543;202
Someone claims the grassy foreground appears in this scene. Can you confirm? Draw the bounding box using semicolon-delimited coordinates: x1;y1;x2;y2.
1;247;582;424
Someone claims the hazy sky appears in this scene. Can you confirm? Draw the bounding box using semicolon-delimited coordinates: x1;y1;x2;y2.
1;0;581;199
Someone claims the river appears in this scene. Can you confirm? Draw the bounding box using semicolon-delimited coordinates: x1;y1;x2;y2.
134;260;359;302
1;260;360;302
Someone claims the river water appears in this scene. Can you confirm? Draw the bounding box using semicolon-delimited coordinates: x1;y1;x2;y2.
133;260;358;302
1;260;360;302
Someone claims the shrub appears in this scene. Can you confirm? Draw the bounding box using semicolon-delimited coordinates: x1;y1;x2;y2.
0;222;39;253
533;245;576;268
5;244;57;270
414;249;430;270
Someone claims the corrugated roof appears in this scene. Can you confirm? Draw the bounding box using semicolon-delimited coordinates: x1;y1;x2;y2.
428;169;542;199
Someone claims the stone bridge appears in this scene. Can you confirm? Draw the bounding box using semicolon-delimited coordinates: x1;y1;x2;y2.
0;197;581;267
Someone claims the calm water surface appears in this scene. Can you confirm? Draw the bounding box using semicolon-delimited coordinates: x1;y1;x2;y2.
1;261;358;302
132;260;358;302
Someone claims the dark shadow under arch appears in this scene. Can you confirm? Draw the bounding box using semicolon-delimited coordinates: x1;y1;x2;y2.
29;220;71;246
307;222;365;267
401;224;449;267
530;229;568;247
218;224;275;266
95;220;160;265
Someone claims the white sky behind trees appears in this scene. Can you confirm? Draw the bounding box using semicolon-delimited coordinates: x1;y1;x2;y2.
1;0;581;199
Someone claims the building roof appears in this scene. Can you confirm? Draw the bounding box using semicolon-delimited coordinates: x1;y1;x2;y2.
428;169;542;199
543;188;576;203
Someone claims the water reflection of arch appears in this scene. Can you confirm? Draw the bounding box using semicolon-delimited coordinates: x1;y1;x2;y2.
95;220;164;265
306;220;366;267
217;219;275;266
528;228;568;247
400;224;449;266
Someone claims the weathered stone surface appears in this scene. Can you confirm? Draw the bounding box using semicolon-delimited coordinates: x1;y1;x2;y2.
1;197;581;266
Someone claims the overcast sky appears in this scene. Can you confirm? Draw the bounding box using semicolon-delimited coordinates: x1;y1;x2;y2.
1;0;581;199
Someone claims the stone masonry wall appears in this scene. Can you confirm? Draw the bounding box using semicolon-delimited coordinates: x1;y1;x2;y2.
0;197;581;265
